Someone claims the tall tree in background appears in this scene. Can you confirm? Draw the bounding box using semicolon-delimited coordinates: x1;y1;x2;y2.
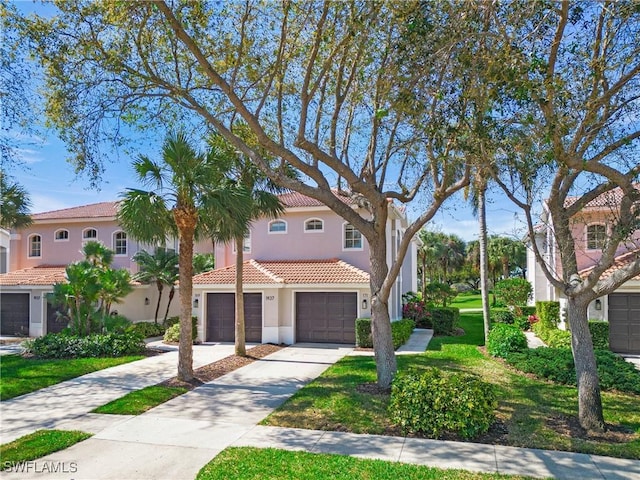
488;1;640;431
118;132;250;381
15;1;492;387
0;173;32;229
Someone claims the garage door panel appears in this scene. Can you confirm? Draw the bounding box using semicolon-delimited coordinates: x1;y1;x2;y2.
206;293;262;343
609;293;640;354
296;292;357;344
0;293;30;336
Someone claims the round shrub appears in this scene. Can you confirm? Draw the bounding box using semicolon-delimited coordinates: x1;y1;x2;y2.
163;319;198;343
128;321;166;338
390;368;497;439
24;332;145;358
514;316;530;331
545;329;572;348
487;323;528;358
491;310;515;325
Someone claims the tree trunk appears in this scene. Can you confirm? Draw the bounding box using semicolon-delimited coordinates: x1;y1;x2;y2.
502;257;509;279
154;281;164;325
163;286;175;323
235;236;246;356
478;185;491;343
568;295;605;432
174;208;196;382
369;237;397;389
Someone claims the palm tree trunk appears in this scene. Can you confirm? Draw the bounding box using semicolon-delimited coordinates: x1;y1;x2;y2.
478;184;491;343
235;236;246;356
174;208;196;382
163;286;175;323
154;281;164;324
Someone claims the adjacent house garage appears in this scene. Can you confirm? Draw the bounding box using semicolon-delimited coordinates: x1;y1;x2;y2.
608;293;640;354
296;292;357;344
206;293;262;342
0;293;30;336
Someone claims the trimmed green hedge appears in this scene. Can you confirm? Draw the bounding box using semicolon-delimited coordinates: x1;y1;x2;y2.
487;323;528;358
128;321;166;338
505;347;640;394
519;306;537;316
355;318;415;349
589;321;609;350
24;332;145;359
163;318;198;343
535;301;560;332
390;368;497;439
429;307;460;336
491;310;515;325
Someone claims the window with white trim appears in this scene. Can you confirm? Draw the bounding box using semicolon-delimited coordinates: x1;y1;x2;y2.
113;231;127;255
233;232;251;254
54;229;69;241
343;223;362;250
586;224;606;250
83;228;97;240
304;218;324;232
268;220;287;234
29;234;42;258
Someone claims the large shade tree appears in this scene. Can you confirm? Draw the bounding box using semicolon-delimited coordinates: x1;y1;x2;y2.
485;1;640;431
13;1;503;387
118;132;251;381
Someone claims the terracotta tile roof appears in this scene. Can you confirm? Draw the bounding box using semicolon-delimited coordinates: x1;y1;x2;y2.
0;266;67;286
278;190;356;208
193;259;369;285
32;202;118;221
579;248;640;280
565;185;640;210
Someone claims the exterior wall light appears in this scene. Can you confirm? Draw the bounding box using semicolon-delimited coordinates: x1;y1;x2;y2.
594;299;602;311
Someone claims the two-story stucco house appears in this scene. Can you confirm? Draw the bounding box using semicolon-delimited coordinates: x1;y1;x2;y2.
527;187;640;354
0;202;189;336
192;190;419;345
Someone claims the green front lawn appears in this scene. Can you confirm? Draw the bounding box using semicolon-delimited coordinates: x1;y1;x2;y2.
449;293;483;309
92;385;187;415
264;313;640;459
196;447;535;480
0;354;144;401
0;430;91;470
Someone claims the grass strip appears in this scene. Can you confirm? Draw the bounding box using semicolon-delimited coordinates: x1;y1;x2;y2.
196;447;536;480
0;430;91;471
92;385;187;415
0;355;145;401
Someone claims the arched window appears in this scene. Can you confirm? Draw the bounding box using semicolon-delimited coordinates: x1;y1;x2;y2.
83;228;98;240
113;231;127;255
28;234;42;258
304;218;324;232
268;220;287;234
586;224;606;250
343;223;362;250
54;229;69;241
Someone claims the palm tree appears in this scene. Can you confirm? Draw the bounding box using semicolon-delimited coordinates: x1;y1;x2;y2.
0;173;32;229
133;249;179;324
118;132;251;381
97;268;133;317
203;130;285;356
81;240;114;269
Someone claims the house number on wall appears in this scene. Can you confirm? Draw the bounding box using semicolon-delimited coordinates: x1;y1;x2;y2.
265;296;275;301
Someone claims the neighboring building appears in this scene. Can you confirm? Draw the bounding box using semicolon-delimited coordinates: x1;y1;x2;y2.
0;228;9;274
0;202;209;337
527;187;640;354
193;191;419;345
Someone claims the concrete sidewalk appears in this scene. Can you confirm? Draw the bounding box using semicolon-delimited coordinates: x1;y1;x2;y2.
0;344;238;443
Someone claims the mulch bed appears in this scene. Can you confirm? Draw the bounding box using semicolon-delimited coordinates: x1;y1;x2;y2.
160;343;283;390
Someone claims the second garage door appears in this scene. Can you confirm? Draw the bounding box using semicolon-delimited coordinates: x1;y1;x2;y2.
206;293;262;342
609;293;640;354
296;292;357;344
0;293;30;336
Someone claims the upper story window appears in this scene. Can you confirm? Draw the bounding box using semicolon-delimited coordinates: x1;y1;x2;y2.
343;223;363;250
54;229;69;241
586;224;607;250
233;232;251;254
113;231;127;255
304;218;324;232
28;234;42;258
83;228;98;240
268;220;287;234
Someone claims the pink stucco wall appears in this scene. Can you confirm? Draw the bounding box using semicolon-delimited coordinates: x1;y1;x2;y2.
215;210;370;271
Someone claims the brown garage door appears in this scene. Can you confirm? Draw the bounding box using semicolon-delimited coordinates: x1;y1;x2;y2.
206;293;262;342
296;292;357;344
47;302;68;334
0;293;30;336
608;293;640;354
